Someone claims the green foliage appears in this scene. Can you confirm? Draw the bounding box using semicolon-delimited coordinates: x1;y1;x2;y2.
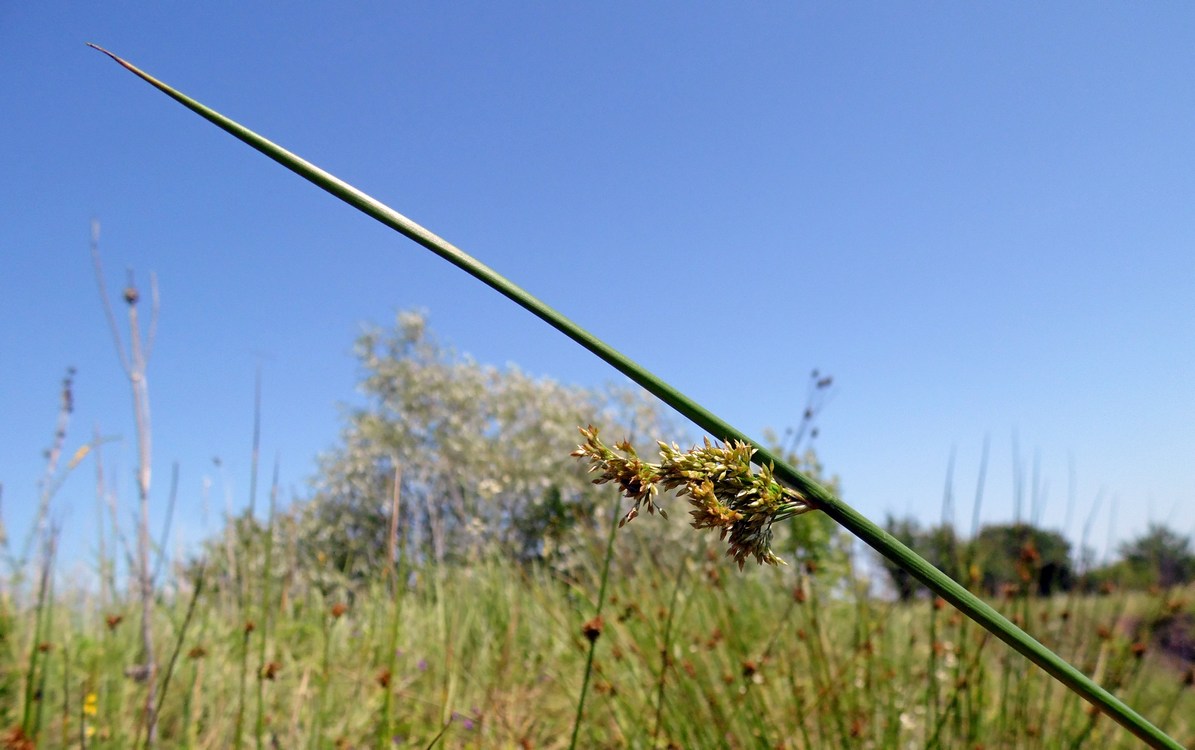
1119;524;1195;589
879;519;1071;599
971;523;1073;596
0;594;14;729
880;516;964;601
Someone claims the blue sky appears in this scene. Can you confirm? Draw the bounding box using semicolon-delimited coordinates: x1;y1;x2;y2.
2;3;1193;574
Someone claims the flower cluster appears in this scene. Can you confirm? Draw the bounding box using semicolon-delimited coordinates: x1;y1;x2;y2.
571;425;814;568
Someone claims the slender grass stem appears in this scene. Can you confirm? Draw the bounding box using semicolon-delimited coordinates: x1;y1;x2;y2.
88;44;1185;750
567;496;621;750
650;552;689;745
378;464;405;749
254;461;281;750
140;563;206;750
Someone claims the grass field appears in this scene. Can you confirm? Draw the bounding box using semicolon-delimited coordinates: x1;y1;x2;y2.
4;514;1192;749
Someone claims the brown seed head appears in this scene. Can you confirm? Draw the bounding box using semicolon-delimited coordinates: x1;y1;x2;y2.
106;614;124;631
330;602;348;619
741;659;758;679
850;716;865;738
581;615;603;644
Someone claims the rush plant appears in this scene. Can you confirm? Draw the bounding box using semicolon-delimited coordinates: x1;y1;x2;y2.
88;44;1184;750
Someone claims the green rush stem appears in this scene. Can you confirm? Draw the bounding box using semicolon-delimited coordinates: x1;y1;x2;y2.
650;552;690;746
254;462;280;750
567;495;621;750
90;44;1186;750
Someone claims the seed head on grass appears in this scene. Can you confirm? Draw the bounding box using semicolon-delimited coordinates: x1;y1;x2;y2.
571;425;815;568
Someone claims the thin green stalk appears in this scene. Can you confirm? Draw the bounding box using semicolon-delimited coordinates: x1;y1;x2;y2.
233;375;267;750
136;563;206;750
234;615;252;748
89;45;1185;750
254;460;280;750
927;630;991;750
567;496;621;750
798;572;851;744
927;596;941;732
650;553;689;745
23;530;58;739
378;464;405;749
60;634;71;749
312;611;331;749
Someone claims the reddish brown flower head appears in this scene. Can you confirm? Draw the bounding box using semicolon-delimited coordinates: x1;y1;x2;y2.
581;615;604;644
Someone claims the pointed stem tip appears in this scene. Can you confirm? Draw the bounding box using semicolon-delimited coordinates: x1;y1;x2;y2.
87;43;135;73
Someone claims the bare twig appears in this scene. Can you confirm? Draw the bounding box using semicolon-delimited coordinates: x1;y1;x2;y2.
92;229;160;746
145;272;161;362
89;220;131;375
387;462;402;575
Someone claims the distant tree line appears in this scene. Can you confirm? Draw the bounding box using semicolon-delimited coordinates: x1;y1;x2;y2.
879;516;1195;601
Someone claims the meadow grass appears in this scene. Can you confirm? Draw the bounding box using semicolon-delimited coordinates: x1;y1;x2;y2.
3;517;1193;749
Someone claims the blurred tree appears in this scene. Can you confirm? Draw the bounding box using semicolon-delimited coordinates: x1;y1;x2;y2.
878;516;963;601
1118;523;1195;589
970;523;1073;596
195;315;844;590
294;311;675;582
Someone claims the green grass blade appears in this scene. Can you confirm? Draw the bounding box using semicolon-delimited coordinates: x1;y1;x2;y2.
88;44;1186;750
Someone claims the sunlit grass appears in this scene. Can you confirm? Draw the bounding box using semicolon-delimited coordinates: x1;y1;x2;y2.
3;505;1195;748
